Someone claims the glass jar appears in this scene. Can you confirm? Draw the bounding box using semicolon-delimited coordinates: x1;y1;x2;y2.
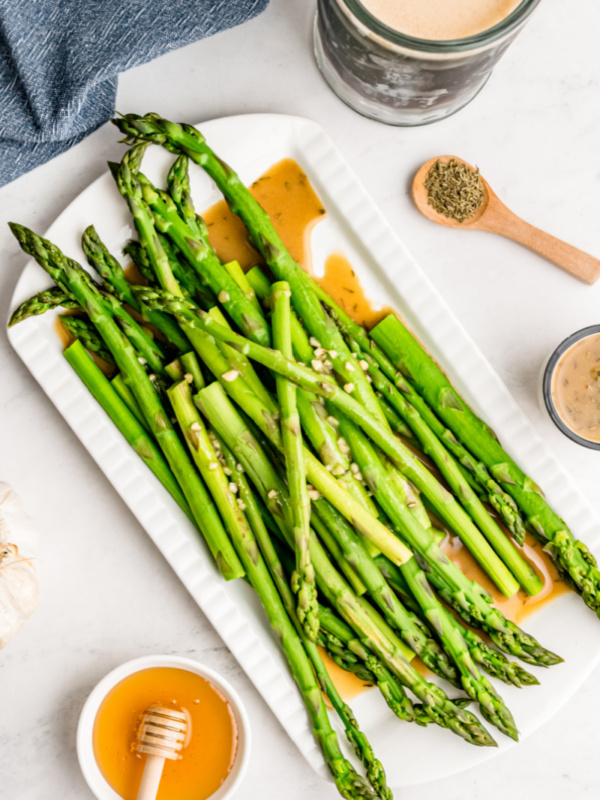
314;0;542;126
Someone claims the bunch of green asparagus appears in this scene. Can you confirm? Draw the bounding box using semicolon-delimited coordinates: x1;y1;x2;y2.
9;113;599;799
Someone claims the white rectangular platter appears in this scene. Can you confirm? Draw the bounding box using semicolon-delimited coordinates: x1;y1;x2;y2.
8;113;600;789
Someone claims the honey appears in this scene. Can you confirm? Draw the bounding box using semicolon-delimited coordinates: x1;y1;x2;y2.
93;667;238;800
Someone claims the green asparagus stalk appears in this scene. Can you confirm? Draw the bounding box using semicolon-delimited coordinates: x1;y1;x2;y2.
122;240;156;283
180;351;205;390
112;113;385;423
246;266;381;520
334;412;560;667
216;438;389;800
224;259;263;315
166;419;377;800
371;313;600;614
206;306;275;412
111;373;150;432
338;414;518;738
272;281;318;640
123;236;216;311
9;223;244;582
102;290;167;377
316;626;416;723
60;315;116;367
15;226;166;379
310;510;368;596
82;225;190;352
165;357;184;381
375;391;419;444
344;333;542;597
135;287;522;595
196;382;495;747
313;282;527;543
374;555;539;688
64;339;190;516
9;286;79;326
310;500;460;686
132;165;271;345
166;155;206;240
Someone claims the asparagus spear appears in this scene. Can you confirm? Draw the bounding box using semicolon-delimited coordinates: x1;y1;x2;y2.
344;333;542;597
123;236;216;311
122;240;156;283
64;339;190;516
206;306;275;412
10;235;165;377
272;281;319;640
224;259;263;315
120;146;270;345
15;230;166;378
9;286;79;326
59;315;116;367
167;306;411;570
371;313;600;615
196;382;495;747
135;287;522;596
246;266;382;519
166;154;206;240
111;373;150;432
312;282;527;543
374;556;539;688
310;500;460;686
112;113;386;424
338;414;518;739
167;387;376;799
216;438;389;800
180;351;205;390
317;625;416;724
82;225;190;352
165;357;184;381
317;607;473;729
9;224;244;582
273;538;423;726
310;509;368;596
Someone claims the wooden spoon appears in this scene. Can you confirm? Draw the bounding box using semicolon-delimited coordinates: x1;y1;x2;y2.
412;155;600;285
134;704;189;800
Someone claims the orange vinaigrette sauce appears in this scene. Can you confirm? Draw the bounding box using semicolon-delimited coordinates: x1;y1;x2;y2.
93;667;238;800
203;158;325;272
201;157;571;690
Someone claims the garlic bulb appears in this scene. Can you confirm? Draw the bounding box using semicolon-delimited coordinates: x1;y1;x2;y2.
0;482;39;649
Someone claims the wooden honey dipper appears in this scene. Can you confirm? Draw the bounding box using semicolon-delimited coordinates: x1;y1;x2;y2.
134;704;189;800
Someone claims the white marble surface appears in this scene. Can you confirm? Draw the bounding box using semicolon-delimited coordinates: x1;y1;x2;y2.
1;1;600;798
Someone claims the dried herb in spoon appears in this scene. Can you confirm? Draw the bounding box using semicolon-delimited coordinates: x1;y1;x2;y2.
424;159;484;223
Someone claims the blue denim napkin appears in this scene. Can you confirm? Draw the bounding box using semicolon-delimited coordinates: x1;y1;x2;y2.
0;0;268;187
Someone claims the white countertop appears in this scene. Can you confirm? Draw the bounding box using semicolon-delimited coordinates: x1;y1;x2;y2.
1;1;600;797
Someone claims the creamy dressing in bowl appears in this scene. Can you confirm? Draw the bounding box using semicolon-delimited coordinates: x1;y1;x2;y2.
543;326;600;449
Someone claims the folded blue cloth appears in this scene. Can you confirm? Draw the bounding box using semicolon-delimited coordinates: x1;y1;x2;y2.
0;0;268;187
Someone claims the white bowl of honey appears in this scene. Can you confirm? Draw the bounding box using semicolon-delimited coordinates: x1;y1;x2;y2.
77;654;251;800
